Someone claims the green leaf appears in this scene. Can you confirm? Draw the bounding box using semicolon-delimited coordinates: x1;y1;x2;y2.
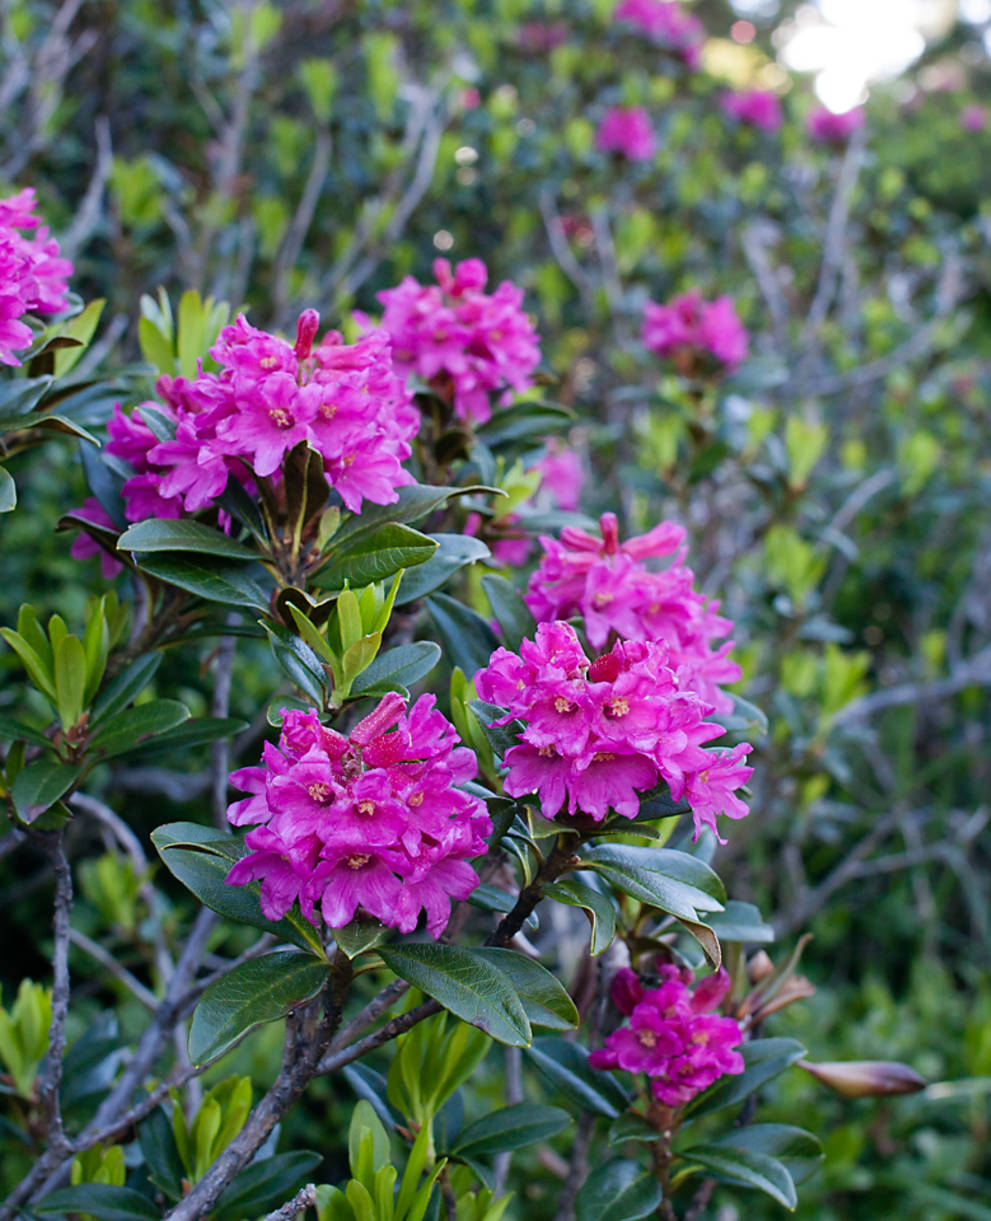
578;844;725;920
676;916;722;971
0;466;15;512
481;574;536;650
527;1037;631;1118
684;1038;807;1120
351;641;441;697
138;1106;185;1202
677;1143;797;1210
88;699;190;758
117;519;257;561
575;1159;663;1221
718;1123;823;1185
91;654;163;723
706;901;775;943
471;948;579;1031
11;759;78;823
214;1151;323;1221
396;534;490;604
313;522;438;590
427;594;500;678
1;626;57;702
35;1183;159;1220
477;400;574;447
606;1114;663;1146
53;298;105;377
0;375;53;422
545;878;618;955
378;944;532;1047
334;920;387;959
331;483;499;547
119;716;247;760
0;714;51;747
189;951;329;1064
135;554;272;610
264;622;327;705
53;634;87;730
451;1103;571;1158
151;829;321;953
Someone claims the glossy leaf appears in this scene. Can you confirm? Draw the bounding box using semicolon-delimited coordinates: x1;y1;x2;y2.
578;843;724;920
378;944;532;1047
472;948;579;1031
427;594;500;677
544;878;619;955
706;901;775;943
351;641;441;697
481;573;536;650
331;483;499;547
120;716;247;760
450;1103;571;1158
35;1184;160;1220
395;534;490;604
313;522;437;590
10;759;77;823
117;518;257;560
135;554;272;610
90;654;163;723
575;1159;663;1221
684;1038;807;1120
88;699;190;758
527;1037;631;1118
189;951;329;1064
214;1151;323;1221
677;1143;797;1210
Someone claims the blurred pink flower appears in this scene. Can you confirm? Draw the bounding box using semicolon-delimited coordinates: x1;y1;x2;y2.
643;291;748;373
960;104;988;133
596;106;657;161
721;89;783;133
614;0;704;68
806;104;865;144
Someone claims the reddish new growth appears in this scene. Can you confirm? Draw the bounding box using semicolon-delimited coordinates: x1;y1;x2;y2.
225;698;492;938
589;965;744;1106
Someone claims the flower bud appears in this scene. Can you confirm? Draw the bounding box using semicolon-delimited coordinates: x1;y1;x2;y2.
294;308;320;360
799;1059;926;1098
747;950;774;983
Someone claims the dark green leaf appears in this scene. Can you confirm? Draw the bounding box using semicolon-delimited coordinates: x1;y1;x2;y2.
189;951;329;1064
214;1151;323;1221
472;948;579;1031
11;759;78;823
396;534;490;604
378;943;531;1047
264;622;327;704
120;716;247;760
117;518;257;560
481;574;536;650
575;1159;663;1221
684;1038;807;1120
351;641;441;697
91;654;163;724
35;1184;159;1220
467;700;524;758
313;523;437;590
527;1037;631;1118
80;441;127;528
477;400;574;447
706;901;775;944
578;844;724;920
88;698;190;758
138;1107;184;1202
607;1114;663;1146
426;594;500;677
136;554;272;610
334;920;387;959
450;1103;570;1158
0;375;52;421
0;715;51;748
545;878;618;955
331;483;500;547
677;1144;797;1210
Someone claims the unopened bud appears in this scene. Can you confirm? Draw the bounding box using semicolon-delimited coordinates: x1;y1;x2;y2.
747;950;774;983
294;309;320;360
799;1059;926;1098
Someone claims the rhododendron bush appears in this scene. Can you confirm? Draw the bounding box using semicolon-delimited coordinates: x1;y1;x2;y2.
1;2;988;1220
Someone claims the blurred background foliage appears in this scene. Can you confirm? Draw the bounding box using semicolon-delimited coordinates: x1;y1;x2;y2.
1;0;990;1216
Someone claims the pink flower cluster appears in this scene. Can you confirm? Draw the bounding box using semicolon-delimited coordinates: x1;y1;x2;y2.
105;310;417;521
476;621;752;839
525;513;741;715
0;189;72;366
378;258;541;425
589;966;744;1106
596;106;657;162
225;697;491;937
806;104;865;144
721;89;783;133
614;0;704;68
642;291;748;373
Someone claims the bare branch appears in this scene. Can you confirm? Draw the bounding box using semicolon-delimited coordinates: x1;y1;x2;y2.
68;928;158;1011
261;1184;318;1221
41;835;72;1144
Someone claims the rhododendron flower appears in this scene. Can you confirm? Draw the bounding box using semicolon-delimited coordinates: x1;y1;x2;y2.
225;696;491;937
526;513;741;715
643;291;748;373
596;106;657;162
806;104;865;144
614;0;704;68
721;89;783;133
0;189;72;366
378;258;541;424
97;311;417;522
960;104;988;133
590;965;744;1105
475;621;752;839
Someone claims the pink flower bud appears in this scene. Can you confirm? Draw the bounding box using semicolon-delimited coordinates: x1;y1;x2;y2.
294;308;320;360
799;1059;926;1098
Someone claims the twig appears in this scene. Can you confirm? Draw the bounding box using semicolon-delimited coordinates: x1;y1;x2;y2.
61;116;113;259
211;627;239;829
273;130;332;324
830;645;991;727
538;189;593;305
68;928;158;1011
551;1111;594;1221
41;835;72;1144
261;1183;318;1221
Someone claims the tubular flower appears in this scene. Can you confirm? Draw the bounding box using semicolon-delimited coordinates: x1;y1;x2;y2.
475;621;752;839
596;106;657;162
806;104;865;144
377;257;541;424
613;0;704;68
589;966;744;1106
224;697;491;937
525;513;742;715
104;311;417;521
642;291;748;374
721;89;784;133
0;188;72;366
